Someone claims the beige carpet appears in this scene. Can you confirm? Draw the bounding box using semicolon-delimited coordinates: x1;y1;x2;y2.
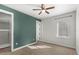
0;41;77;55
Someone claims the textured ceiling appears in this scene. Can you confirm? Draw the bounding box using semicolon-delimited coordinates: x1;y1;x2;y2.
4;4;79;19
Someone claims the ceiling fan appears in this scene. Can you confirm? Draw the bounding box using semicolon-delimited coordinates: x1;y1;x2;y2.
32;4;55;15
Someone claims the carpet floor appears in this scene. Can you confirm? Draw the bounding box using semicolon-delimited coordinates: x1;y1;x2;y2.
0;41;76;55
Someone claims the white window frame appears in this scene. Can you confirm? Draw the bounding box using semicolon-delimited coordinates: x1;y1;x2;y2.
56;21;69;38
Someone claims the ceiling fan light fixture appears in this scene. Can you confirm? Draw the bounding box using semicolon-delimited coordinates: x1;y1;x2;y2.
32;4;55;15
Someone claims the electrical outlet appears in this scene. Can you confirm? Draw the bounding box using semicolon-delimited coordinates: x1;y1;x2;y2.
16;43;18;45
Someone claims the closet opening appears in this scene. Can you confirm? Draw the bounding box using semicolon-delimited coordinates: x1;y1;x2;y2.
0;9;13;52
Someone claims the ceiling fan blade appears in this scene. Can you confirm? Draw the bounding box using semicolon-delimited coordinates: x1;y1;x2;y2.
41;4;45;10
45;10;50;14
46;6;55;10
32;9;41;10
39;11;42;15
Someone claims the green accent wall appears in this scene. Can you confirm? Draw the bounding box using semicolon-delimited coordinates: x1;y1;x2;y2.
0;4;37;49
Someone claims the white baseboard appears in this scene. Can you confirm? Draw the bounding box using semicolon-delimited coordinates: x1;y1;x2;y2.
0;43;10;48
12;41;37;52
76;49;79;55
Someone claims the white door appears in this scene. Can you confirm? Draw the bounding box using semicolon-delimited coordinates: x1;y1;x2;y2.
36;21;41;41
76;7;79;54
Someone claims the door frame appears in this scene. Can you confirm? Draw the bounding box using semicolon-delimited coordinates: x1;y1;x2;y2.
0;9;14;52
36;20;41;42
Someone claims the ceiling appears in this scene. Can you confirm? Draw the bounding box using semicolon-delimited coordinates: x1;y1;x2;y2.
4;4;79;19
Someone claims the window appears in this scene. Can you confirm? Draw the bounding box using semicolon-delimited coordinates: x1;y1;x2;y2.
57;21;69;38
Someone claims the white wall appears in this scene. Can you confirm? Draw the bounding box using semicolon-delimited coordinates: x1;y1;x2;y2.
40;11;76;48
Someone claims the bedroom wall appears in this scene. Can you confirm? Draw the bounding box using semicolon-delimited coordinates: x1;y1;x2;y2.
0;4;39;49
40;11;76;48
